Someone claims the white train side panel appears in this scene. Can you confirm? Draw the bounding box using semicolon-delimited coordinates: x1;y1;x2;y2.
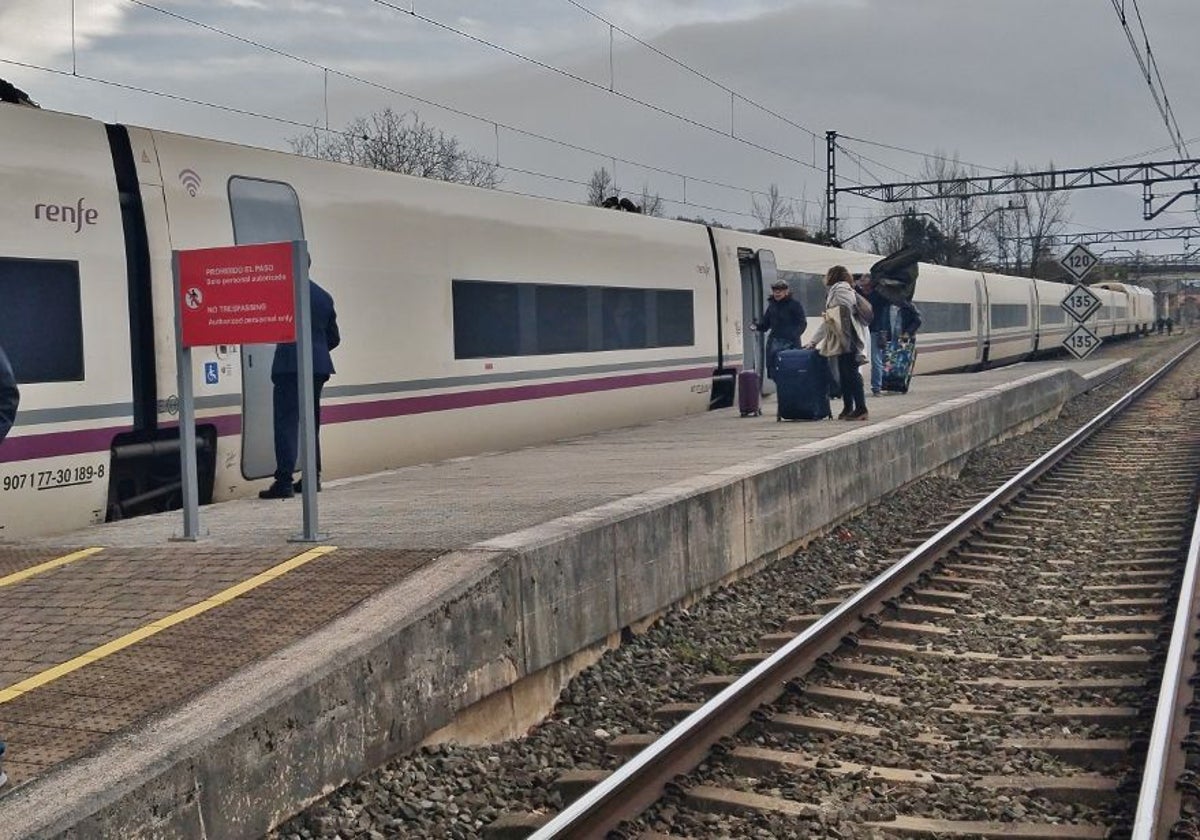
0;111;132;537
140;129;722;502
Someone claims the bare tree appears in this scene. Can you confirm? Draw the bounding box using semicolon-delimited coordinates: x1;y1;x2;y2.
290;108;500;188
586;167;615;206
864;210;908;255
751;184;795;229
974;163;1070;277
638;183;664;217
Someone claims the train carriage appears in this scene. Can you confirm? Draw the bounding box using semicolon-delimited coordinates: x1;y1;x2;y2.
1033;278;1070;351
980;271;1037;365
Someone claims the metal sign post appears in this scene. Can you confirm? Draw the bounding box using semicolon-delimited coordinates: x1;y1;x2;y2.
291;240;322;542
171;254;203;541
1058;244;1101;359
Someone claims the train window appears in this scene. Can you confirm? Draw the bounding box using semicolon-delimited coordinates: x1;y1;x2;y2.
536;284;589;354
653;290;695;347
0;257;84;383
453;280;693;359
990;303;1028;329
453;280;520;358
229;178;304;244
915;301;972;333
1040;305;1066;324
603;287;647;350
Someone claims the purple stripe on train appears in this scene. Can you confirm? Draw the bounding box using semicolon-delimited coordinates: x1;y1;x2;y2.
0;367;710;463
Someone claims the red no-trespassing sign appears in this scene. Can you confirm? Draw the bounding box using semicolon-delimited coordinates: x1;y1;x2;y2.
178;242;297;347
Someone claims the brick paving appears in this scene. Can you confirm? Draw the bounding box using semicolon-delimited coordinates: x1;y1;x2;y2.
0;547;438;787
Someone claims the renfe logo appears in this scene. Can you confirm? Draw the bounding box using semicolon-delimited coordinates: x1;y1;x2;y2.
35;198;98;234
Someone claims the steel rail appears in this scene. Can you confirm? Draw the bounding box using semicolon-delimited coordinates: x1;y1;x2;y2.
530;340;1200;840
1131;423;1200;836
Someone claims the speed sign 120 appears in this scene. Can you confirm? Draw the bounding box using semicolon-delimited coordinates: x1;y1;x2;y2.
1059;244;1098;282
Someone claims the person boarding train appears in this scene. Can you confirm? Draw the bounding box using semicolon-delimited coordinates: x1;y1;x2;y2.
751;279;806;380
259;261;340;500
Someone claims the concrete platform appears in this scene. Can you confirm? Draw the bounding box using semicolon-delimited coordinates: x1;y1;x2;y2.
0;350;1137;839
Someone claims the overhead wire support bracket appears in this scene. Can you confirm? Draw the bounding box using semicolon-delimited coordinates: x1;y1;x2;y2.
836;158;1200;220
1144;184;1200;220
1006;225;1200;247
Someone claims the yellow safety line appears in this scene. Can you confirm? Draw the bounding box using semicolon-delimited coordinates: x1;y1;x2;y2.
0;545;337;703
0;547;105;589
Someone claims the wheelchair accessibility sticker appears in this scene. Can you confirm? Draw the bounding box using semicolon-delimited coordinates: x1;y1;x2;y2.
204;362;219;385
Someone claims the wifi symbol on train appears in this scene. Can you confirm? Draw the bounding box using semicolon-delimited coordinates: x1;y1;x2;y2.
179;169;202;197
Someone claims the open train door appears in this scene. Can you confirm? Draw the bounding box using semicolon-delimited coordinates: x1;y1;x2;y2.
738;248;778;396
228;177;305;480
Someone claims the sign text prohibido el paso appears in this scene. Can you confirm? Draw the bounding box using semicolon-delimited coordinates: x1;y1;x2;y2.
179;242;296;347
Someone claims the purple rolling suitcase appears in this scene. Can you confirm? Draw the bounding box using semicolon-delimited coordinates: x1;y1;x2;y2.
737;369;762;416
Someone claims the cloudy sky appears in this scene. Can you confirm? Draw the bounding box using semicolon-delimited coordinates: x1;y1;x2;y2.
4;0;1199;256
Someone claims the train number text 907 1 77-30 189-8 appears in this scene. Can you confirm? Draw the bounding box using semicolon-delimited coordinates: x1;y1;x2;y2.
3;464;106;492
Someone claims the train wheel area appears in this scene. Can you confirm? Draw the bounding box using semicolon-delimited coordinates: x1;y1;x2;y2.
0;337;1188;839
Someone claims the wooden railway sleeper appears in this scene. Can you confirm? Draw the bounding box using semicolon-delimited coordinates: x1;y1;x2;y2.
1169;818;1200;840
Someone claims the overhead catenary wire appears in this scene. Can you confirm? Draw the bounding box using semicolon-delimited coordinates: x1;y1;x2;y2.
1109;0;1189;157
558;0;821;143
368;0;821;172
87;1;825;210
0;57;771;223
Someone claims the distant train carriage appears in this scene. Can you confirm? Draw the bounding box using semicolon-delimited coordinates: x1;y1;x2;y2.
981;271;1036;365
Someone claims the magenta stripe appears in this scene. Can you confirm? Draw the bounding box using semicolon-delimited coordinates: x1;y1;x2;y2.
324;366;710;423
0;413;244;464
0;426;132;463
0;367;710;464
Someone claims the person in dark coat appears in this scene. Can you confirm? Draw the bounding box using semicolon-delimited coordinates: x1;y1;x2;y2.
753;279;806;379
259;275;340;499
855;274;891;397
0;344;18;444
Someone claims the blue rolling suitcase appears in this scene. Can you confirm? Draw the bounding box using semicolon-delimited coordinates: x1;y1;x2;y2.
774;348;832;421
881;336;917;393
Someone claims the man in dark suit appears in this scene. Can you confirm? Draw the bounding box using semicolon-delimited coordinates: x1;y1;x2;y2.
0;344;19;444
259;274;340;499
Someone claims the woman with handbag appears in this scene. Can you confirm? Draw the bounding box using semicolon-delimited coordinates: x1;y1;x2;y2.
808;265;869;421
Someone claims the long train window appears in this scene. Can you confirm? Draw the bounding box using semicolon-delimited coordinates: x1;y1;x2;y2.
453;280;694;359
1040;304;1066;324
0;257;84;382
990;303;1028;328
914;301;972;333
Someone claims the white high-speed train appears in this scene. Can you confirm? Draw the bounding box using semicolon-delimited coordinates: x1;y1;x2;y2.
0;104;1151;538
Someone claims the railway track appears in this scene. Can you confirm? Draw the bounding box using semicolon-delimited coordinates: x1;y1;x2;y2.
502;342;1200;839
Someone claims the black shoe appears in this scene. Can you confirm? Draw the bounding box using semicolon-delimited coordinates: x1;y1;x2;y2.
258;481;294;499
293;476;321;493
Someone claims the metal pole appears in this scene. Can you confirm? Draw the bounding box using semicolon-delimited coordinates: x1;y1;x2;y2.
171;252;201;541
825;131;838;241
292;240;321;541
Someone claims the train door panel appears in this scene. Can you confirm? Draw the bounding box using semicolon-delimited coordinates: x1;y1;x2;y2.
738;248;776;396
228;177;305;480
1029;283;1040;353
975;275;988;365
